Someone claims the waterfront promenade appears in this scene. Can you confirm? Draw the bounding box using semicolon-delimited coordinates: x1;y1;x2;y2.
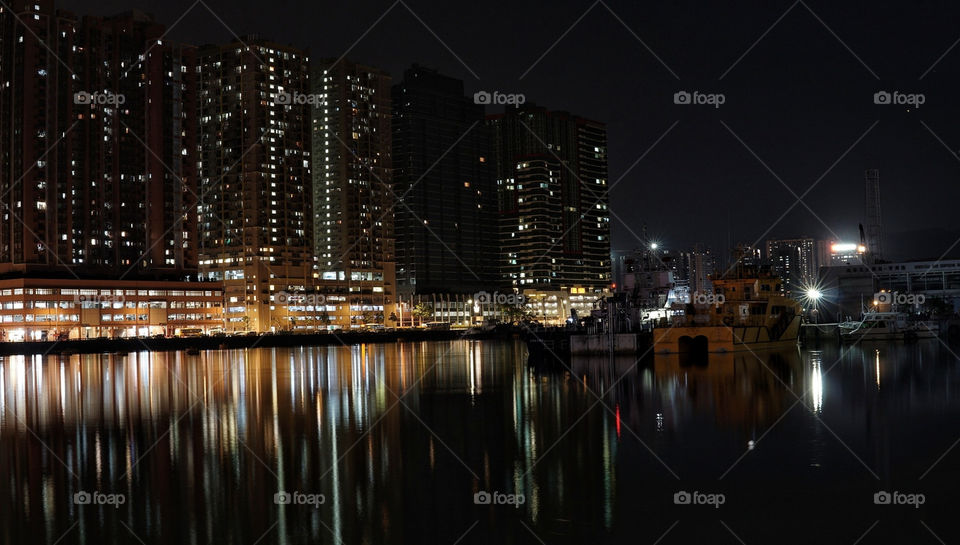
0;329;508;356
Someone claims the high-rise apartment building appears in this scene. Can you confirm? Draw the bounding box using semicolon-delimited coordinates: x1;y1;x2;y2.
766;237;815;296
197;38;314;331
0;4;197;277
511;156;563;287
391;64;497;295
731;243;763;271
488;104;610;290
312;58;395;321
676;244;715;294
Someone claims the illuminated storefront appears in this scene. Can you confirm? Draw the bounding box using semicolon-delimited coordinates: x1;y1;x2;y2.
0;279;222;341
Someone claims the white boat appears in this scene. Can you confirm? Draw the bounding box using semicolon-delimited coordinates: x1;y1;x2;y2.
838;311;938;342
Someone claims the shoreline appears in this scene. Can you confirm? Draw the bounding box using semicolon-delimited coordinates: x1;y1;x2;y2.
0;329;516;356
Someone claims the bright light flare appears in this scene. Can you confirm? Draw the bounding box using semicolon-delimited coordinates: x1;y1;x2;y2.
797;281;828;311
831;242;857;252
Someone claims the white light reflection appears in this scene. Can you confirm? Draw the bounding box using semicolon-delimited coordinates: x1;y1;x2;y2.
59;361;66;420
810;350;823;413
875;349;881;390
467;342;482;397
32;355;42;393
11;357;26;427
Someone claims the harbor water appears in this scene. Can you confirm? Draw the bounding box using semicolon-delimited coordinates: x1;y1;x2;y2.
1;340;958;544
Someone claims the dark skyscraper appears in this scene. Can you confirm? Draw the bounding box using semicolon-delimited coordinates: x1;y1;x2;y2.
488;104;610;290
0;3;197;276
391;64;497;295
766;237;815;296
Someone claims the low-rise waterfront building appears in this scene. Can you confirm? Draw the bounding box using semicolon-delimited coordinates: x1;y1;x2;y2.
0;278;222;341
522;287;608;325
818;258;960;318
267;276;396;331
395;286;607;327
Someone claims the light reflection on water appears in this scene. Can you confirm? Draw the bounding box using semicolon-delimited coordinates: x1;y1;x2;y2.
1;340;958;544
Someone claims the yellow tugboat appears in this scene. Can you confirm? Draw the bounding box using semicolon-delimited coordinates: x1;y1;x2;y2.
653;271;801;354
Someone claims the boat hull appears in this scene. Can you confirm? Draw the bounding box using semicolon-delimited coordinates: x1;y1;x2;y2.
839;318;939;342
653;317;801;354
840;329;938;342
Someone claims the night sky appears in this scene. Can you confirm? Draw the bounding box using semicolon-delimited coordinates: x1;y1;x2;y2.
61;0;960;261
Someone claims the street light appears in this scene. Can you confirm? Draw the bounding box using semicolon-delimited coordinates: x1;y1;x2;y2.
799;284;826;322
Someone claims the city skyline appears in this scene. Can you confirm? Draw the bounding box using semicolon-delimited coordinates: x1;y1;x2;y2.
4;0;959;328
42;0;960;262
2;3;960;545
5;0;957;277
0;0;619;334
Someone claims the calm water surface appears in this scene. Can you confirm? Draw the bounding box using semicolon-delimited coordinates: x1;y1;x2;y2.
1;340;958;544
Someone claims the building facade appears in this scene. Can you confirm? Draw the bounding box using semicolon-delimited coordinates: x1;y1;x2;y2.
488;104;610;291
675;243;715;295
196;39;315;332
397;286;607;327
0;4;197;277
0;277;221;341
508;156;563;288
392;65;498;295
312;58;395;326
818;259;960;318
731;243;763;272
827;241;866;266
766;237;815;296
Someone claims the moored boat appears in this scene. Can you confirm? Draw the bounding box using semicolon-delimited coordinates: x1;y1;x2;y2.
838;311;938;342
653;272;801;354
